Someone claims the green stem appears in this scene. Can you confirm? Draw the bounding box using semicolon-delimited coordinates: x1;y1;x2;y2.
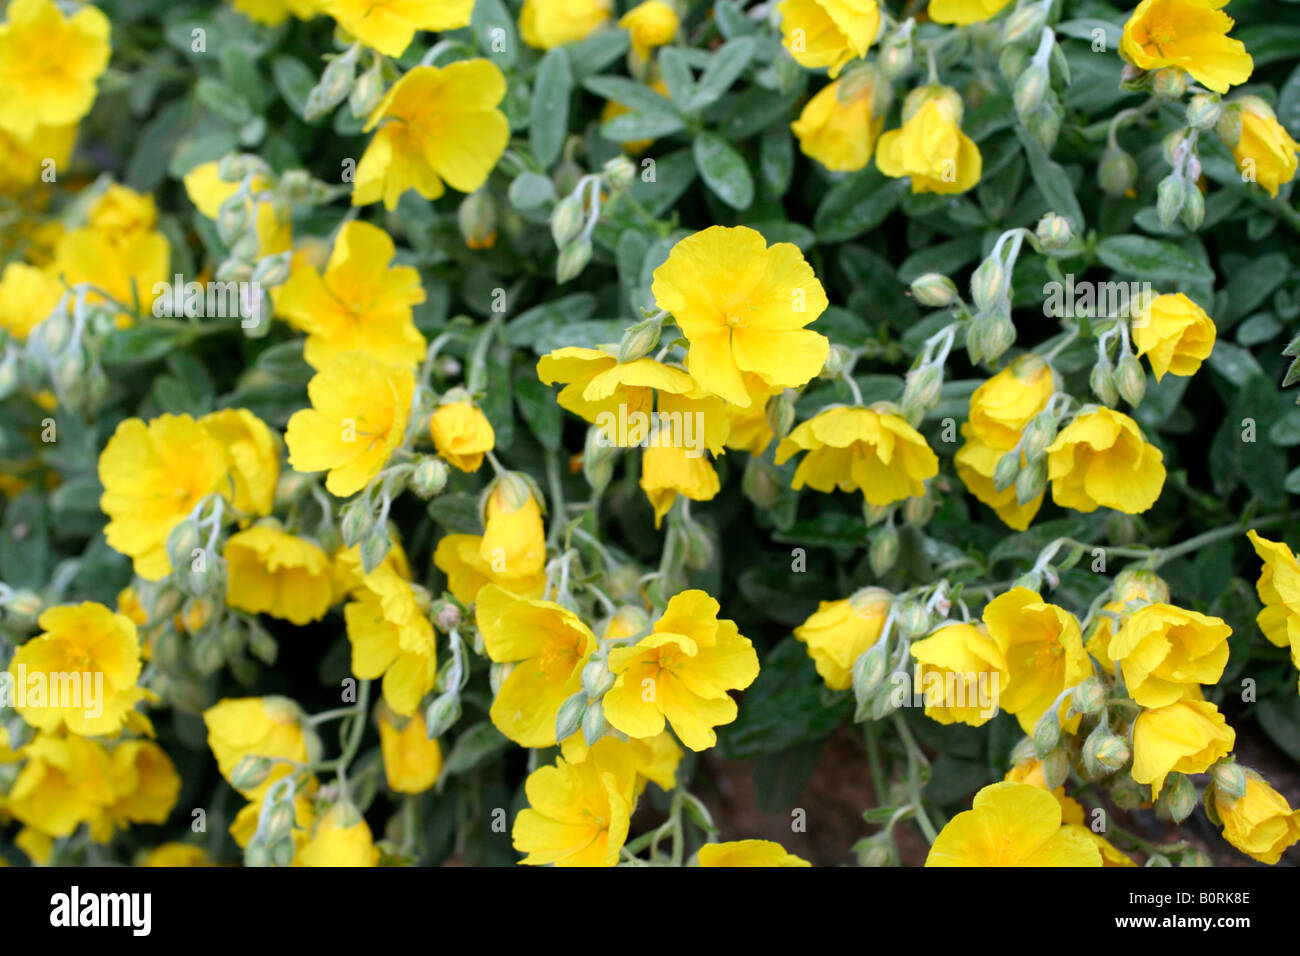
891;713;938;843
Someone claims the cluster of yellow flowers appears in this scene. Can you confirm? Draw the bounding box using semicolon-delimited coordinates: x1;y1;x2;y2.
1;0;1299;871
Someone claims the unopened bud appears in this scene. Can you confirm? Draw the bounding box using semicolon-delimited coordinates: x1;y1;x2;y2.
820;343;851;378
1020;413;1056;463
1015;457;1046;506
869;525;899;577
1186;93;1221;130
1180;184;1205;231
458;189;497;250
1098;146;1137;198
1215;102;1244;148
339;497;374;548
1161;773;1197;823
1156;175;1186;230
304;51;357;121
216;193;249;244
581;700;608;746
603;155;637;191
741;455;780;509
1032;707;1061;757
230;755;273;791
1114;351;1146;407
411;457;449;498
1002;3;1048;44
348;62;385;118
424;692;461;738
1013;65;1048;118
359;528;391;575
617;316;661;363
1040;747;1070;789
1035;213;1072;251
1210;761;1247;802
878;30;913;80
554;692;586;743
766;389;796;439
999;44;1029;83
550;194;585;248
681;521;714;571
583;425;617;493
166;518;203;573
901;364;943;419
1090;360;1119;406
1152;67;1187;99
993;449;1021;493
582;656;615;698
556;236;592;283
1072;677;1106;716
251;251;292;286
970;258;1007;312
911;272;958;307
855;833;899;868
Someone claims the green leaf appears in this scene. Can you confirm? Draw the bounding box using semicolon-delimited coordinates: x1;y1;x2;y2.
0;491;51;591
271;56;315;118
530;47;572;169
1015;127;1084;232
657;46;695;106
507;171;556;210
600;110;685;142
583;75;679;116
514;377;563;452
813;169;905;242
693;132;754;209
1257;697;1300;763
471;0;518;68
1094;235;1215;284
759;123;794;197
443;722;512;775
688;36;758;112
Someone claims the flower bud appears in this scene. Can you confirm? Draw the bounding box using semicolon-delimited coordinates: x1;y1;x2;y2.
550;194;585;248
1179;847;1212;867
1114;350;1146;407
166;518;203;574
981;312;1017;362
1020;412;1057;463
892;600;930;640
1025;100;1061;152
741;454;780;509
1035;213;1073;251
1152;67;1187;99
249;625;278;665
970;257;1007;313
556;236;592;283
902;492;934;527
230;755;273;791
854;833;899;867
339;497;374;548
1013;65;1049;119
765;389;797;439
581;699;608;746
1180;184;1205;231
1040;746;1070;789
993;449;1021;493
681;521;714;571
582;656;615;698
1098;146;1137;197
1156;174;1186;230
878;30;913;80
1072;677;1106;716
910;272;958;307
602;155;637;191
1210;760;1247;802
458;189;498;250
348;61;385;118
820;342;851;378
424;692;461;738
1032;707;1061;757
411;457;449;498
1015;457;1046;506
1186;93;1221;130
582;425;617;494
304;51;357;121
359;528;392;574
1215;101;1244;148
998;44;1029;83
1090;360;1119;406
1002;3;1048;44
901;364;943;420
251;251;292;287
554;692;587;743
216;193;250;245
617;316;662;363
869;525;899;577
1160;773;1197;823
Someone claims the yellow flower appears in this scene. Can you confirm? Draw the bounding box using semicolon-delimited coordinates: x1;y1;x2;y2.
322;0;473;57
229;790;316;849
231;0;320;27
875;88;982;194
1227;98;1300;198
520;0;612;49
0;0;111;139
8;603;144;736
434;533;549;605
379;706;443;794
559;731;683;796
430;401;495;472
344;566;437;717
98;414;231;580
794;588;891;691
286;352;415;498
1213;772;1300;865
0;123;76;195
774;405;939;505
778;0;879;78
1065;825;1140;866
1246;530;1300;688
354;60;509;211
1120;0;1252;94
6;732;115;838
603;590;759;751
619;1;678;60
1132;698;1234;796
276;220;427;371
1004;758;1087;825
602;78;672;154
203;696;316;800
1045;407;1166;514
182;162;292;257
926;781;1102;866
536;347;697;431
512;750;635;866
332;533;412;600
1109;603;1231;708
791;73;886;173
928;0;1014;24
909;621;1009;727
51;224;170;322
697;839;811;867
87;184;158;245
1085;569;1171;674
297;802;379;867
224;526;335;625
1132;292;1216;381
651;226;829;407
140;842;214;866
104;740;181;832
0;262;63;340
638;391;728;527
199;408;280;518
477;584;596;747
724;374;782;455
983;587;1089;734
